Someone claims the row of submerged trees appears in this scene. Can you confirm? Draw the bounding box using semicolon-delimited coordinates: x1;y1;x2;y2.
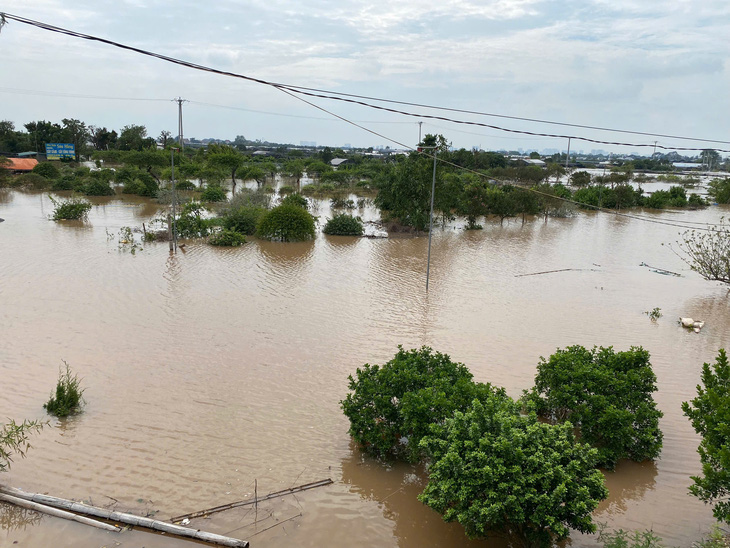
341;345;730;547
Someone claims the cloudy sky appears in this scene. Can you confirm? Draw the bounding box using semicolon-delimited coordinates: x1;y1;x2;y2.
1;0;729;154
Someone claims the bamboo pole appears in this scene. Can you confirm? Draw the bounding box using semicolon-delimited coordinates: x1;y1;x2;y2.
171;478;333;523
0;493;121;533
0;487;248;548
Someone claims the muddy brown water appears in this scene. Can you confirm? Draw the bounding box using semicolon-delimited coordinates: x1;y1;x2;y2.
1;188;729;547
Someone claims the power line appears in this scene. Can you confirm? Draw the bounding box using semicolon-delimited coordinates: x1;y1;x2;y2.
1;12;725;231
1;12;728;154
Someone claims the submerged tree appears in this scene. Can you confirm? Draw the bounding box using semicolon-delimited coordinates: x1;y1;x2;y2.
682;349;730;522
419;400;608;547
524;345;663;469
675;219;730;285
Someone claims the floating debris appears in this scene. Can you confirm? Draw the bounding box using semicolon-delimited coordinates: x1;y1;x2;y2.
640;262;682;277
680;317;705;333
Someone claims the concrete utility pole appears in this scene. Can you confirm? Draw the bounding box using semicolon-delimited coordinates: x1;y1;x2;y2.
170;148;178;253
421;146;438;292
174;97;187;150
418;121;423;145
565;137;571;170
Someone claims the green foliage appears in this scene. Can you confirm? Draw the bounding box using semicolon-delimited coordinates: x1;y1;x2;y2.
82;178;115;196
524;345;663;469
323;214;363;236
0;419;44;473
209;229;246;246
419;399;608;547
50;195;92;220
682;349;730;522
221;205;267;235
708;178;730;204
340;346;515;462
374;156;437;231
51;175;77;191
256;204;316;242
279;185;296;195
694;526;730;548
675;218;730;285
644;307;662;321
330;197;356;209
201;184;227;202
571;171;592;187
597;526;666;548
44;361;85;418
15;172;51;189
122;171;159;197
32;161;60;180
176;201;213;238
280;193;308;209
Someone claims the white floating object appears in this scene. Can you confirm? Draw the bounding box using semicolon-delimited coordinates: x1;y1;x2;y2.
680;317;695;328
181;518;190;526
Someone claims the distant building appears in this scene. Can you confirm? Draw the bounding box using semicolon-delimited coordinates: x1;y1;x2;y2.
3;158;38;172
330;158;350;168
509;157;546;167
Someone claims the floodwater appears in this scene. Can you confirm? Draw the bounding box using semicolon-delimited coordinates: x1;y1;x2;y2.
1;187;730;548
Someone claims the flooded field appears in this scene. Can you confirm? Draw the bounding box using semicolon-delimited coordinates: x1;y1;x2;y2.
1;188;729;547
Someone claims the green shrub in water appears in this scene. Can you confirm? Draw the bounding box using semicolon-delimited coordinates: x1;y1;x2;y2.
256;203;315;242
50;196;92;220
323;214;363;236
201;184;227;202
44;361;85;417
32;162;60;180
280;193;308;209
209;229;246;246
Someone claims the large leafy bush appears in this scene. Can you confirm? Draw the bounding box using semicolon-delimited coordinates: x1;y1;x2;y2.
256;204;315;242
524;345;663;468
682;349;730;522
341;346;515;462
419;399;608;547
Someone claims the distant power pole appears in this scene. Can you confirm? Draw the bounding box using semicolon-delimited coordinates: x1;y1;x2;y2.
565;137;571;169
174;97;188;150
418;121;423;145
653;141;658;156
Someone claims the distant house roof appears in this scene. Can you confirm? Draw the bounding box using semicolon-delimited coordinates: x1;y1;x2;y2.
3;158;38;171
510;157;546;167
252;150;271;156
330;158;350;167
17;151;38;158
672;162;703;169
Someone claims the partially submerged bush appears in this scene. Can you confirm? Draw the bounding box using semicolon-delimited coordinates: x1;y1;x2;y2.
524;345;663;468
221;205;267;235
256;204;316;242
209;229;246;246
279;185;296;195
323;214;363;236
683;349;730;522
32;162;60;180
419;400;608;547
15;173;51;190
50;196;92;221
176;201;214;238
201;184;227;202
280;193;308;209
341;346;516;462
82;178;115;196
44;361;85;417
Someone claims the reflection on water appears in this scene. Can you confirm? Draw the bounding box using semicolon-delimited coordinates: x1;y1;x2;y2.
0;503;43;532
597;461;658;516
341;443;491;548
1;190;730;548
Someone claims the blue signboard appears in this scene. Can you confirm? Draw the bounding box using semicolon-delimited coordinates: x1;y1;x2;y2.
45;143;75;160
